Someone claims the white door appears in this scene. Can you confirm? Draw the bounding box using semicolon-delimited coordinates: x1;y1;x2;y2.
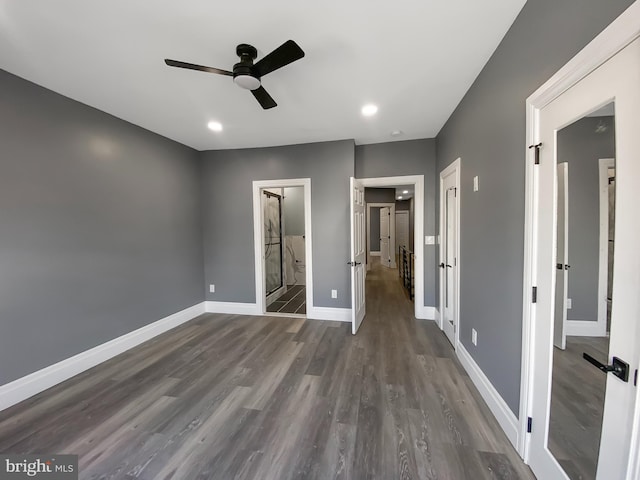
380;207;391;268
529;38;640;480
553;162;568;350
396;211;410;251
350;177;366;334
443;181;457;346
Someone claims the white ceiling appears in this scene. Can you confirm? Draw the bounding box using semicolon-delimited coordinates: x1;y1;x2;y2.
0;0;526;151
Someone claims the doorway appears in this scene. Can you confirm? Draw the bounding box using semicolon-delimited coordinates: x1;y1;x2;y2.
523;35;640;480
439;159;460;348
349;175;425;333
366;201;396;271
252;179;313;317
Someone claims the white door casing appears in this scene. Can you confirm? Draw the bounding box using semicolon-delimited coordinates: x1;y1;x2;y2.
553;163;568;350
358;176;425;320
350;177;366;334
439;159;460;347
252;179;313;317
527;37;640;480
380;207;391;268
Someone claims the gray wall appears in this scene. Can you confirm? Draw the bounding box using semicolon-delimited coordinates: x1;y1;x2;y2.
396;200;410;211
370;207;382;251
365;187;395;203
283;186;305;236
0;69;204;385
201;140;354;308
558;116;616;321
356;139;438;307
435;0;633;414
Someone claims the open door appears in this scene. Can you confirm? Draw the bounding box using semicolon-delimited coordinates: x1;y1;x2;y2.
553;162;568;350
350;177;366;334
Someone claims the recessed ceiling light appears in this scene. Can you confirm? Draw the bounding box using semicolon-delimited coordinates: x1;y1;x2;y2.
398;196;403;200
391;130;403;136
207;121;223;132
403;190;409;194
361;104;378;117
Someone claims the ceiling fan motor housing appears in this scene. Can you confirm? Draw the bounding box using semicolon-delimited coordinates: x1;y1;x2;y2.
233;44;261;90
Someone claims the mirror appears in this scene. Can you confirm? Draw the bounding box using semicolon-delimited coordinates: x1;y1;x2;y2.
547;102;616;479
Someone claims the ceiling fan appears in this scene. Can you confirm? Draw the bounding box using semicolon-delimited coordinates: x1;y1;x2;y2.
164;40;305;110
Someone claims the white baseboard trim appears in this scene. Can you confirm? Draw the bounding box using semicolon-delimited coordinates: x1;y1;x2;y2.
205;301;261;315
307;306;351;322
416;305;437;320
434;308;441;322
565;320;607;337
0;302;206;413
456;342;520;450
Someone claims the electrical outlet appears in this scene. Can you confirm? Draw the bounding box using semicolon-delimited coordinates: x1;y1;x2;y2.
473;176;479;192
567;298;572;309
425;236;435;245
209;284;215;293
472;328;478;346
331;289;338;299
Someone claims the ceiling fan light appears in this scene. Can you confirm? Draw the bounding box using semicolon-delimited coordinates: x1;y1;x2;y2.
234;75;261;90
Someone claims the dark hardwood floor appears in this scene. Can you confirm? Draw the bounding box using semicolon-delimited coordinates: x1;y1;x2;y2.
0;262;533;479
549;336;609;479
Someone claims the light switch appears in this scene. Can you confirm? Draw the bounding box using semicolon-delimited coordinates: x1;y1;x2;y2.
331;289;338;299
473;176;479;192
425;236;435;245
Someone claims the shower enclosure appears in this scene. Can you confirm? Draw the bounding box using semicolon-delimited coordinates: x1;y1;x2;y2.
263;190;283;297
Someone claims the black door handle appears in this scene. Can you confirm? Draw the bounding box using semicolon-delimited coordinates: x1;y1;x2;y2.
446;264;452;268
439;263;445;269
583;353;629;382
346;261;362;267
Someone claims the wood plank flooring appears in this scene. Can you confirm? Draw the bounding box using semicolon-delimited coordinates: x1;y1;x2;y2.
0;262;533;479
548;336;609;479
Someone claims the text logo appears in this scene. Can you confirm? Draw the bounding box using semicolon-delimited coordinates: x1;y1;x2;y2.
0;455;77;480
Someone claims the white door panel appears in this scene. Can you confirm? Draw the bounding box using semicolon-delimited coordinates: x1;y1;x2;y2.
350;177;366;334
529;38;640;480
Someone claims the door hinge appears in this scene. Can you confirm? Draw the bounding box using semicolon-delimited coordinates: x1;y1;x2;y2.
527;417;533;433
454;187;457;197
529;143;542;165
532;286;537;303
634;369;638;387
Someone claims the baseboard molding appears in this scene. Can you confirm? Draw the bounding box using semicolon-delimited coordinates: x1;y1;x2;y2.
0;302;206;413
205;301;261;315
456;342;520;450
416;305;437;320
565;320;607;337
307;306;351;322
434;308;441;322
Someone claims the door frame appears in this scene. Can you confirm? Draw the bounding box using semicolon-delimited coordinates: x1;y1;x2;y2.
439;158;461;348
366;202;396;270
519;2;640;468
358;175;425;320
253;178;313;317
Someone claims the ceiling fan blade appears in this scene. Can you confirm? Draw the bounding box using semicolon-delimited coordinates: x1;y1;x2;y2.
164;59;233;76
251;86;277;109
254;40;305;78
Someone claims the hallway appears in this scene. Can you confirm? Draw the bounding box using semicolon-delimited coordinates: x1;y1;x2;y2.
0;262;533;479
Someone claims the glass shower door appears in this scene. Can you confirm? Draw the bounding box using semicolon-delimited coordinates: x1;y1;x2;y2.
264;191;283;296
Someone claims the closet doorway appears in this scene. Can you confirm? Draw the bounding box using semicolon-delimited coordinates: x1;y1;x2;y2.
252;179;312;317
